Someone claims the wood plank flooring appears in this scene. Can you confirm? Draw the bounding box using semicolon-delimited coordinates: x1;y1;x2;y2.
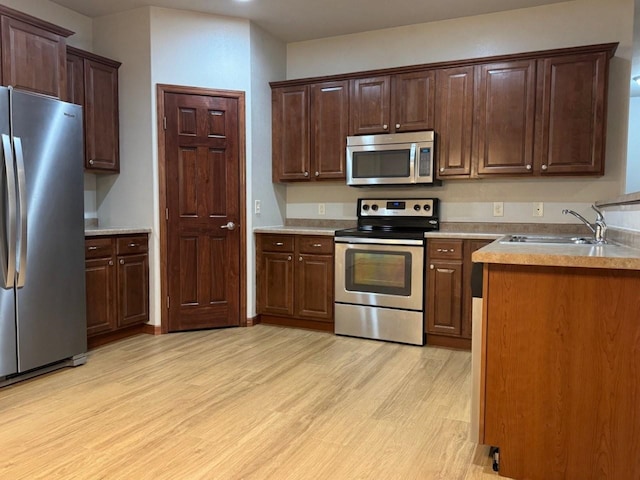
0;325;502;479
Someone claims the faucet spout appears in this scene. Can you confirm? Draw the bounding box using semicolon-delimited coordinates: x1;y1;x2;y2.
562;206;607;244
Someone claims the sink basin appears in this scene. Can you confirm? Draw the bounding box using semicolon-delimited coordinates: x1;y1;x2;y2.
499;235;598;245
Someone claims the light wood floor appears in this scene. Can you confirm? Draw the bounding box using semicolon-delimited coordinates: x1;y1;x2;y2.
0;325;502;479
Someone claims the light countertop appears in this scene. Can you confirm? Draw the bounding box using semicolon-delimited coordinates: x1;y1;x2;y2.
473;236;640;271
254;227;504;240
85;227;152;237
254;226;337;236
424;232;503;240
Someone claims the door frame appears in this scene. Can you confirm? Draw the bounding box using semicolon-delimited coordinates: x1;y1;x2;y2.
156;84;247;333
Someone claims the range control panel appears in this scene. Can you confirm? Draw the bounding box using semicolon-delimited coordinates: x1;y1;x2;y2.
358;198;438;217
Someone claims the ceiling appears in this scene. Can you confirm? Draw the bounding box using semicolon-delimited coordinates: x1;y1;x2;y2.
50;0;572;43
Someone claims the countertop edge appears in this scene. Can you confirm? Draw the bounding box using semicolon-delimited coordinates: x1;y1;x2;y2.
473;236;640;271
254;226;336;236
85;228;152;236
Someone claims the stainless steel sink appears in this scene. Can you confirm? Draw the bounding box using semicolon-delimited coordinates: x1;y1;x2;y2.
499;235;598;245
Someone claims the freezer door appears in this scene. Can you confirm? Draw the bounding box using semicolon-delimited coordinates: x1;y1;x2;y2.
0;87;17;377
11;90;86;373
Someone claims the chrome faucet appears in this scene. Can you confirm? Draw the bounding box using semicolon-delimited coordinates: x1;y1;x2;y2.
562;205;607;244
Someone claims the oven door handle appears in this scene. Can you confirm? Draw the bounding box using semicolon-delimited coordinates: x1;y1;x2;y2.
334;236;424;246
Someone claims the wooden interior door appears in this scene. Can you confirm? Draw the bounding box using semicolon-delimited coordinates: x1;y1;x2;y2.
164;92;241;331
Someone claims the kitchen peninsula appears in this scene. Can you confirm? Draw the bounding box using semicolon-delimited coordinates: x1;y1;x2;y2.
473;238;640;479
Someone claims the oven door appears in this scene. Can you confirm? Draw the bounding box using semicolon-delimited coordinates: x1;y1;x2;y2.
334;238;424;311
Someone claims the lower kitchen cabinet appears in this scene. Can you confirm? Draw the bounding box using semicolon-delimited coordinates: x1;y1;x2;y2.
257;233;334;331
425;237;491;349
85;234;149;347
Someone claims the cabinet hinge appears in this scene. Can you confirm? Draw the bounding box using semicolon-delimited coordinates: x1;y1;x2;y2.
166;296;170;309
163;117;167;130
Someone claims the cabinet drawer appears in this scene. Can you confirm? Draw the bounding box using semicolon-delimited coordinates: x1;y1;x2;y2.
260;234;294;252
428;239;463;260
116;235;148;255
298;236;334;254
85;237;115;259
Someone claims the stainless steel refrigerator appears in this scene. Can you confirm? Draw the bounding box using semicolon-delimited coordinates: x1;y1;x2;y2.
0;87;87;385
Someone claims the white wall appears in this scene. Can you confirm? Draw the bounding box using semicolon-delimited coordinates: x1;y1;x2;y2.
248;22;287;317
285;0;634;224
627;97;640;193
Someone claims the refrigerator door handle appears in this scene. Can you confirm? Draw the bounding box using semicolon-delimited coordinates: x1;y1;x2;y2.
13;137;27;288
1;134;16;288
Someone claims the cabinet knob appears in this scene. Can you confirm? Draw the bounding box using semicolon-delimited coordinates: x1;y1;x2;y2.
128;243;138;247
108;260;114;266
395;123;401;129
430;264;434;270
87;246;98;251
383;124;388;130
304;171;309;177
439;167;445;173
299;256;303;262
274;242;284;246
526;164;532;170
312;243;322;247
119;259;125;265
89;159;95;165
541;164;548;171
315;171;319;177
287;256;292;261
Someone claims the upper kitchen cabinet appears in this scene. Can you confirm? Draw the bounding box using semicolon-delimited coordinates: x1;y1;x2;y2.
435;66;474;178
349;71;435;135
311;81;349;179
67;46;121;173
534;51;609;175
475;60;537;176
271;42;617;184
272;80;348;182
0;5;73;99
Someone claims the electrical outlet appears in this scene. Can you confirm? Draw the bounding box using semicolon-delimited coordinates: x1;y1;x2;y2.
533;202;544;217
254;199;261;214
493;202;504;217
318;203;326;215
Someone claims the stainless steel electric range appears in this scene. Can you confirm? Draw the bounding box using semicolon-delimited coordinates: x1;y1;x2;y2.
334;197;440;345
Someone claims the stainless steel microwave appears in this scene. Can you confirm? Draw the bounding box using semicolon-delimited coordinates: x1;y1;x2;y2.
346;131;437;186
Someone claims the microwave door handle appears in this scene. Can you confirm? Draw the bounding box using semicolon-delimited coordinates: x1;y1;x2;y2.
410;143;417;183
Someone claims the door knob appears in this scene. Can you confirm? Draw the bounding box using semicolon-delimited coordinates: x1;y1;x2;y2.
220;221;236;230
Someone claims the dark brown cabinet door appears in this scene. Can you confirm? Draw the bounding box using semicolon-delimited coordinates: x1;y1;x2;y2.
85;257;117;336
349;76;390;135
476;60;536;175
84;58;120;172
117;253;149;328
66;52;84;105
427;260;463;337
435;66;474;177
272;85;310;181
295;254;333;321
67;47;121;173
535;52;608;175
310;80;348;180
260;252;295;316
392;70;436;133
0;15;68;99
